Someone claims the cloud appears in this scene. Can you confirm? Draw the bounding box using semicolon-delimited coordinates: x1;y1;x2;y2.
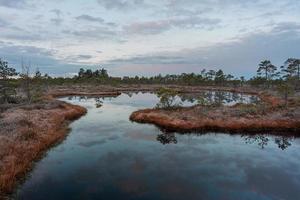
124;20;170;35
64;54;93;64
124;17;221;35
50;9;62;17
0;18;8;28
108;22;300;77
0;43;53;69
51;18;63;26
0;23;52;42
0;0;26;8
0;42;52;61
0;42;82;76
76;55;93;60
75;14;116;27
164;0;272;9
0;0;299;78
50;9;63;26
1;33;43;41
75;15;104;23
110;55;186;65
97;0;146;10
63;27;117;40
272;22;300;33
3;21;298;77
160;0;300;22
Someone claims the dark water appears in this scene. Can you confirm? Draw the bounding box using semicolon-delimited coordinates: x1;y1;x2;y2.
15;93;300;200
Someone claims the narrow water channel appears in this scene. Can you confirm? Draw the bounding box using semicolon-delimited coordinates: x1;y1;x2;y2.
15;93;300;200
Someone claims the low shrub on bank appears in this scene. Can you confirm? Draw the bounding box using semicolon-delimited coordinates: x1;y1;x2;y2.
156;87;182;109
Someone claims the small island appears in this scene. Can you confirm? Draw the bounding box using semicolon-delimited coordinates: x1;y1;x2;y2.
130;88;300;133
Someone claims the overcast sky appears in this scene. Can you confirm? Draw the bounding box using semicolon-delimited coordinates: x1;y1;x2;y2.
0;0;299;77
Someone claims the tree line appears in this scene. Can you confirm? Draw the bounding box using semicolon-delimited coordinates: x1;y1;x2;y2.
0;58;44;104
71;58;300;88
0;57;299;105
253;59;300;85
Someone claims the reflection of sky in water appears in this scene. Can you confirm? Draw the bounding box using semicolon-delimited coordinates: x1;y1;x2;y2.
15;93;300;200
65;91;260;109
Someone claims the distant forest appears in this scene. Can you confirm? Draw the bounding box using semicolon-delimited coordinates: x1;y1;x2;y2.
1;58;299;104
1;58;299;86
19;58;300;87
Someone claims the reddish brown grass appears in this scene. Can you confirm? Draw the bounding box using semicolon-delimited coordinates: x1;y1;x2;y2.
0;100;86;194
130;92;300;134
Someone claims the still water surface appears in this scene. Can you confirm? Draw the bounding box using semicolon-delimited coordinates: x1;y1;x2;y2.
15;93;300;200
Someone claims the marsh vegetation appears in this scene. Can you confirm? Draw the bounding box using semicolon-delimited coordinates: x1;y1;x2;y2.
0;57;300;198
13;94;300;200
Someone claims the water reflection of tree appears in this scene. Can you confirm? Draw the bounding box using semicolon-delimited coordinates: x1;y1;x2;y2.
157;133;177;145
79;96;87;101
68;96;88;101
231;93;240;103
178;94;195;104
242;134;294;150
157;90;261;109
126;92;133;98
214;91;232;106
205;91;214;105
224;92;232;104
95;97;104;108
155;132;295;149
175;91;260;107
243;135;269;149
275;136;292;150
249;96;260;104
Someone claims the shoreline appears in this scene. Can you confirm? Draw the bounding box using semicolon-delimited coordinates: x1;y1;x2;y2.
1;85;299;196
130;108;300;134
130;90;300;134
0;90;125;195
0;97;87;195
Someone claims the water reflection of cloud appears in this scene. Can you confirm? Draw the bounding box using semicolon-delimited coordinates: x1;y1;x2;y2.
107;135;119;141
244;166;300;200
75;126;119;136
124;130;156;142
18;94;300;199
131;157;147;174
101;151;132;164
115;120;129;124
158;177;208;200
74;168;101;182
54;145;66;153
177;133;220;145
77;139;107;147
117;179;148;197
17;175;63;199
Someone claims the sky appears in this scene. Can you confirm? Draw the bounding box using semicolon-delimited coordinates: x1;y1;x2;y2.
0;0;299;77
